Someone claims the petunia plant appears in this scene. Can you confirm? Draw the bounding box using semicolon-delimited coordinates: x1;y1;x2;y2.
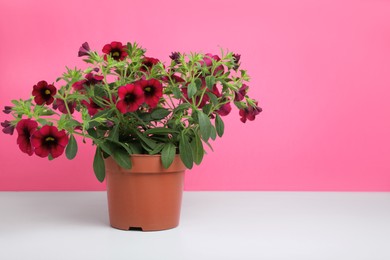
2;41;262;182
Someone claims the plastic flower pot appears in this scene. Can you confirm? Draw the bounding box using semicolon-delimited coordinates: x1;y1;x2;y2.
105;154;185;231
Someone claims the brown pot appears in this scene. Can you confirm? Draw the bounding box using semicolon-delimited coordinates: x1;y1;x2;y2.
105;154;186;231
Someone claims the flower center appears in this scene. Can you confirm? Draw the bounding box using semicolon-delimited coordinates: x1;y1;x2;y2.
144;85;155;96
124;93;136;103
111;49;121;59
45;136;55;142
44;89;51;95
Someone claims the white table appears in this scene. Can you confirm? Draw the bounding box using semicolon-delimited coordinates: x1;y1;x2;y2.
0;192;389;260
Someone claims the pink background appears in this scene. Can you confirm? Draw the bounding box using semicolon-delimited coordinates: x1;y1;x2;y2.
1;0;390;191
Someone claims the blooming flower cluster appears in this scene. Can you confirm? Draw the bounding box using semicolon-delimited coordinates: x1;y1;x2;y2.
2;41;261;181
15;119;68;158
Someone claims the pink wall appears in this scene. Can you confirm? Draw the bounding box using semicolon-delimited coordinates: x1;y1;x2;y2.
1;0;390;191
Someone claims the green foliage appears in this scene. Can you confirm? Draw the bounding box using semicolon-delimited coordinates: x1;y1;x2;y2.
190;132;204;165
187;82;197;99
197;110;212;142
215;114;225;137
65;135;78;160
179;132;193;169
93;147;105;182
205;76;216;90
161;143;176;168
151;108;171;120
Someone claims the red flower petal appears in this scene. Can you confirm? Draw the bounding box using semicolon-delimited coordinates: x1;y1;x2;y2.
102;44;112;54
31;126;68;158
118;86;129;99
50;145;66;158
34;146;50;158
37;80;48;88
116;101;128;113
39;125;51;136
111;41;122;48
17;136;34;155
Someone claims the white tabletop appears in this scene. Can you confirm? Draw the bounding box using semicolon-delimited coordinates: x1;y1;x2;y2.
0;192;389;260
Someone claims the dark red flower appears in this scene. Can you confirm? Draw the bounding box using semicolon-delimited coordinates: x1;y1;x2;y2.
102;41;128;61
16;119;38;156
239;104;262;123
82;98;102;116
137;79;163;108
169;52;181;63
72;72;104;92
234;84;249;102
78;42;91;57
116;84;145;113
217;101;232;116
211;85;221;98
141;57;159;72
199;53;224;76
3;106;12;114
1;120;15;135
53;98;76;114
32;81;57;105
233;53;241;70
31;125;69;158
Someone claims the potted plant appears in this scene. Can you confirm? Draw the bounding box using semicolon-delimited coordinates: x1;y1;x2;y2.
1;41;262;231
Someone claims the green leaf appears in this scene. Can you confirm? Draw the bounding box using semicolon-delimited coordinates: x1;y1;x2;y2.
87;128;98;139
99;141;113;155
194;78;202;89
205;75;216;90
111;145;132;169
134;131;158;150
149;143;164;155
161;143;176;168
206;92;218;105
93;147;106;182
172;86;182;99
173;103;191;113
144;127;178;135
37;118;49;126
108;124;119;142
128;142;143;154
179;132;193;169
202;103;213;115
190;133;204;165
11;100;20;106
204;140;214;152
187;82;197;99
138;112;153;122
151;108;171;120
117;142;133;155
66;119;82;128
215;114;224;137
92;109;112;120
197;110;212;142
210;125;217;141
65;135;78;160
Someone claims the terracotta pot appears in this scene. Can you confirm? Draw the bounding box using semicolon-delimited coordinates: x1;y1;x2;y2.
105;154;186;231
